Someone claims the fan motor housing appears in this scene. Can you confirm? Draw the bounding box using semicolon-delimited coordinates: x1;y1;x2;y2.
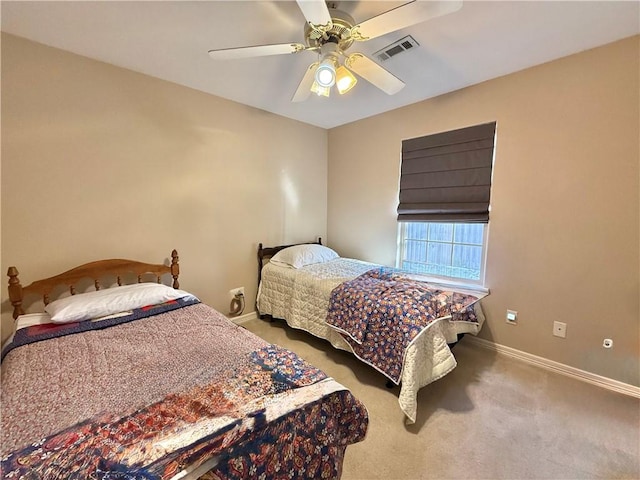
304;8;356;51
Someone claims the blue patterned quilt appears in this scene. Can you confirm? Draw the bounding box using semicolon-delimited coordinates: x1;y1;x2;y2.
326;267;483;383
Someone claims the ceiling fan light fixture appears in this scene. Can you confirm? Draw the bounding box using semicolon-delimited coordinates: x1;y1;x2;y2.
311;81;331;97
209;0;463;104
314;41;340;88
336;65;357;94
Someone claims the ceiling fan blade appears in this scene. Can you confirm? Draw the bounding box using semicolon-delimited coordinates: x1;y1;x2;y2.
292;62;319;103
208;43;306;60
296;0;332;30
346;53;405;95
351;0;463;41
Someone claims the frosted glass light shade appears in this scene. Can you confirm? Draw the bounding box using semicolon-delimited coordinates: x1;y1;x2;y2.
311;81;331;97
336;65;357;94
315;59;336;87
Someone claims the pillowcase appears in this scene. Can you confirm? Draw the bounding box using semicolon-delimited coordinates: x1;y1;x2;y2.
44;283;196;323
269;244;339;269
15;312;53;330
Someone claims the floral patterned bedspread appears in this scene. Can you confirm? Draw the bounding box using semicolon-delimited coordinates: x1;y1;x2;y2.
1;302;368;479
326;267;484;384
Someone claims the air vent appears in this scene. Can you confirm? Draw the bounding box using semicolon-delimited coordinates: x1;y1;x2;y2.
373;35;419;62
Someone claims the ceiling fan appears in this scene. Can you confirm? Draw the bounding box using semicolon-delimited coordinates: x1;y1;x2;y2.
208;0;462;102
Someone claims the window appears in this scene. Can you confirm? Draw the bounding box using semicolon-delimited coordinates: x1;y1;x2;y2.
398;222;487;283
396;122;496;285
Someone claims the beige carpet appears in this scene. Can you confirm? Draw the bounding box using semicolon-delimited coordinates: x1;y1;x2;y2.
242;317;640;480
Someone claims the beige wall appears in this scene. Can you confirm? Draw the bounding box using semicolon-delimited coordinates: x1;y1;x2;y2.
1;33;328;339
328;36;640;386
2;32;638;388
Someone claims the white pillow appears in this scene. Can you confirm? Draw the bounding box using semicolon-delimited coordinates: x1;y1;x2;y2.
44;283;196;323
269;244;339;269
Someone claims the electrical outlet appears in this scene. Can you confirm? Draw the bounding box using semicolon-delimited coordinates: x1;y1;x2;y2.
603;338;613;349
553;321;567;338
506;309;518;325
229;287;244;299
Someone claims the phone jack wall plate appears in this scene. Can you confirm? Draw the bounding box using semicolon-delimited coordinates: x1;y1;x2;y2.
553;321;567;338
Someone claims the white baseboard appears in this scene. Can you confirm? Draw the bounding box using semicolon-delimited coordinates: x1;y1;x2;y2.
227;310;258;325
464;336;640;399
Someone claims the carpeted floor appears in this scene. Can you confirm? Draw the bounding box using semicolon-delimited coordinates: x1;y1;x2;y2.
242;317;640;480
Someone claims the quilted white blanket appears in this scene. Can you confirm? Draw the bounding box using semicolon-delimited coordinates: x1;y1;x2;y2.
257;258;486;424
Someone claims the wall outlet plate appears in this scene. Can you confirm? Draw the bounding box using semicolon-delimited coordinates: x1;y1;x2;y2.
506;309;518;325
229;287;245;299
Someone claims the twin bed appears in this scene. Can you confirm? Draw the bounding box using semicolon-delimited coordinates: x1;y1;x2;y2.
256;240;488;424
1;251;368;479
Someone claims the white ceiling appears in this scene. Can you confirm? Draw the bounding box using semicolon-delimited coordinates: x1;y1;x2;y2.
2;1;638;129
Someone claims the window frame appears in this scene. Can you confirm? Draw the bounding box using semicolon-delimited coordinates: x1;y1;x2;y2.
396;221;489;288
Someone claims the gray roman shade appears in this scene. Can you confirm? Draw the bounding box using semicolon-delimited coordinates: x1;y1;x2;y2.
397;121;496;223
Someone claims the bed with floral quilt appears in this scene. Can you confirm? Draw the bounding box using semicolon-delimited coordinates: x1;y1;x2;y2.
1;251;368;479
256;242;488;424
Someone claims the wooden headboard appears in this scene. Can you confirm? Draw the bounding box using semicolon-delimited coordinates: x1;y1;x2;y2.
257;238;322;290
7;250;180;319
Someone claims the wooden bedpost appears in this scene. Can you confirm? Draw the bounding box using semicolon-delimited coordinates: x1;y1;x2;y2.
170;249;180;289
257;243;265;313
257;243;265;288
7;267;25;319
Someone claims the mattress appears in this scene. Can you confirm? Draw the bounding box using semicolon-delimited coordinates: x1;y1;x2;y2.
257;257;486;423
